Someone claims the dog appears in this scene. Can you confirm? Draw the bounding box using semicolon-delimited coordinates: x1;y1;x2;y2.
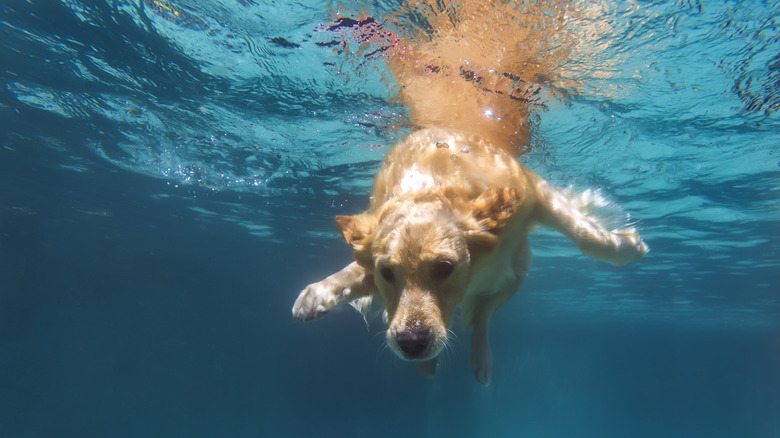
292;2;648;385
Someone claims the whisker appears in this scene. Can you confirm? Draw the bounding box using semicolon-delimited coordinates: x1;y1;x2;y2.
372;327;391;363
375;342;391;363
371;329;387;342
446;328;462;345
440;342;451;362
436;332;453;364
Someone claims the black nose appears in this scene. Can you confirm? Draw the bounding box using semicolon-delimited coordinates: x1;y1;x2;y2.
396;328;431;358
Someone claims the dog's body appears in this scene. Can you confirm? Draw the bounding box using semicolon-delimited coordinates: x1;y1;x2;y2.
292;2;647;385
292;129;647;384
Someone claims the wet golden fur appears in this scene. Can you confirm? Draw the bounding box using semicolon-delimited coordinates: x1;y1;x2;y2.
292;1;647;385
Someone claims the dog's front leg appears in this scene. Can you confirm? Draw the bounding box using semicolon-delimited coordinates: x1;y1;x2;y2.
466;243;530;385
534;179;648;266
466;289;517;386
470;319;494;386
292;262;375;322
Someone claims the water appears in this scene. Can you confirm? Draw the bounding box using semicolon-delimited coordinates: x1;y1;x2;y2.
0;0;778;437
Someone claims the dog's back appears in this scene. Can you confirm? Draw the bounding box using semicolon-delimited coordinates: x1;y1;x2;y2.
368;128;535;210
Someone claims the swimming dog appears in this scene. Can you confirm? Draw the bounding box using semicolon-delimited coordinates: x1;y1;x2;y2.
292;1;648;385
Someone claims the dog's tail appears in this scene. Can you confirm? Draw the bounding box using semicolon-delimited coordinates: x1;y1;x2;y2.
322;1;576;157
384;0;575;157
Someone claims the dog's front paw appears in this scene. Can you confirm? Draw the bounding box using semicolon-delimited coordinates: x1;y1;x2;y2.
614;231;649;266
292;281;349;322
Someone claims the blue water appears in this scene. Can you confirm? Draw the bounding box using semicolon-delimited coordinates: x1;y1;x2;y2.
1;0;779;437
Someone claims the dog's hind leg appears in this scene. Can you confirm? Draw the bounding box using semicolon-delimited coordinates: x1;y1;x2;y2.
292;262;376;322
533;179;648;266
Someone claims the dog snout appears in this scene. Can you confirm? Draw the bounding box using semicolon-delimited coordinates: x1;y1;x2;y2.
396;328;431;358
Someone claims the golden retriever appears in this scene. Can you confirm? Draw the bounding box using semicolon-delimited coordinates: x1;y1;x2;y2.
292;1;648;385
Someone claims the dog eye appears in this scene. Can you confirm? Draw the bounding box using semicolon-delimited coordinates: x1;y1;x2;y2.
432;260;455;279
380;267;395;283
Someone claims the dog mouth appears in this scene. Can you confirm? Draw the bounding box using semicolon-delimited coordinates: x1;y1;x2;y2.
389;327;445;361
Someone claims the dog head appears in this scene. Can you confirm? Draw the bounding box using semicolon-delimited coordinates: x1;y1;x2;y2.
335;187;522;362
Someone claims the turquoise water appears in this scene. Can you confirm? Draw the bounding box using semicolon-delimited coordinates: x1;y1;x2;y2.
1;1;778;437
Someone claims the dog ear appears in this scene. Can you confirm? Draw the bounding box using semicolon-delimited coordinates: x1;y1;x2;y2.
470;187;523;235
335;214;376;269
335;214;376;250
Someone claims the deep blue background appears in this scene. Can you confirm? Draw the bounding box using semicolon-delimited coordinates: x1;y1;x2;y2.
2;144;778;437
1;0;779;437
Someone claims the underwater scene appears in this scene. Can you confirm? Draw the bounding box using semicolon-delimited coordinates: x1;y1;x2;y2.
0;0;779;437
